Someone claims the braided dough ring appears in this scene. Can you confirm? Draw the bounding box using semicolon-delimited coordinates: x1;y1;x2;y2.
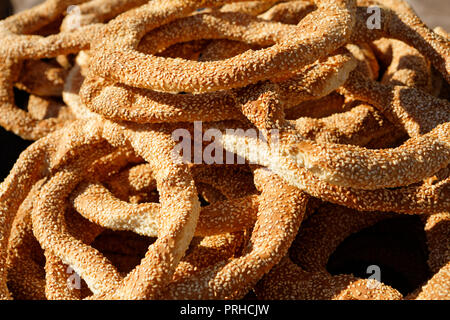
43;148;142;300
0;0;103;139
340;66;450;138
65;161;255;299
89;0;356;93
217;69;449;190
6;180;47;300
220;130;450;214
43;208;104;300
30;119;200;300
0;120;111;299
71;164;259;238
160;168;309;299
80;46;356;123
352;0;449;83
218;64;449;190
218;0;449;83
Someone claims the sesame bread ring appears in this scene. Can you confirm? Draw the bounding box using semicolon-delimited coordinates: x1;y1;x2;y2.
89;0;356;93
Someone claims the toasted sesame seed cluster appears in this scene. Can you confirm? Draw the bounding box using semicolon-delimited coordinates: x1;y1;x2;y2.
0;0;449;300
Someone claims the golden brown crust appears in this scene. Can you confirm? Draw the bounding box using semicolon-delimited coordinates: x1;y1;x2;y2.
0;0;448;301
89;0;356;93
254;257;403;300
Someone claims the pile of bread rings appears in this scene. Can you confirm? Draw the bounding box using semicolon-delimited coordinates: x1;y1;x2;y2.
0;0;448;300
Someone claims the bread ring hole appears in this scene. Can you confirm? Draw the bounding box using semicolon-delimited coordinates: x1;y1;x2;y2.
326;215;431;296
90;230;157;275
13;87;29;112
0;126;31;180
